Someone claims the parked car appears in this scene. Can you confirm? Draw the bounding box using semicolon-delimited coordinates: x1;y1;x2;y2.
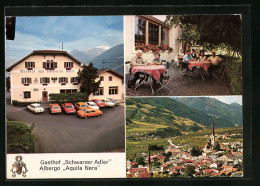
75;102;89;110
85;101;99;110
49;103;62;114
107;98;120;106
62;103;76;114
101;99;116;107
91;99;106;108
27;103;44;113
77;108;103;118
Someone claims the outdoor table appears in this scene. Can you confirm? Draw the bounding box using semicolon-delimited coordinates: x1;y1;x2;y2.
188;60;211;82
188;60;211;71
131;65;171;95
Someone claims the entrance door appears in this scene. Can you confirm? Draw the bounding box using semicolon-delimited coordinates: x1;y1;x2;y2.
42;91;48;101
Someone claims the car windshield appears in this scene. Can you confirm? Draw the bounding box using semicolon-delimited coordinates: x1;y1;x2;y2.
34;105;41;108
66;105;73;108
90;103;96;106
81;105;87;108
54;107;60;109
97;101;102;103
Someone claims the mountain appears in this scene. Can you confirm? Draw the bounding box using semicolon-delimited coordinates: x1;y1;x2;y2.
69;47;108;63
175;97;242;126
91;44;124;75
126;98;237;135
82;47;108;60
69;49;92;63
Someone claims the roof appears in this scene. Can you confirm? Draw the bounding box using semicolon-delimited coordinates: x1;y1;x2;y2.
128;168;148;174
6;50;87;72
97;69;124;79
138;15;169;28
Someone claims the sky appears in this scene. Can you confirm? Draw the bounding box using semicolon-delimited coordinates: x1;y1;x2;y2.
5;16;123;67
208;96;242;105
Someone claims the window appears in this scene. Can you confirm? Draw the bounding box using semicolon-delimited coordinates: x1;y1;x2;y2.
25;62;35;69
43;60;57;69
21;77;32;85
100;76;104;81
71;77;79;84
134;16;169;46
93;87;104;96
64;62;73;69
148;22;159;45
161;27;168;45
135;17;146;44
59;77;68;84
60;89;77;93
40;77;50;84
109;86;118;95
109;76;112;81
24;91;31;99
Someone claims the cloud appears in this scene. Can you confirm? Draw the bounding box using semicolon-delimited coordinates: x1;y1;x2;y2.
6;16;123;66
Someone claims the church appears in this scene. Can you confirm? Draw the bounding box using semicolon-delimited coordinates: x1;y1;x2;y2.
203;121;216;155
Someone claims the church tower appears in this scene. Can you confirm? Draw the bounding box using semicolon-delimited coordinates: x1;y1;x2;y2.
210;120;215;149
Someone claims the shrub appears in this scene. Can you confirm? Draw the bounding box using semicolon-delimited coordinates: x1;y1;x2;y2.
49;92;87;105
12;100;41;107
222;56;242;95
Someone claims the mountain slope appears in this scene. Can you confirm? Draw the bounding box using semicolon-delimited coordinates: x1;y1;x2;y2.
69;49;92;63
91;44;124;75
175;97;242;126
82;47;108;60
126;98;236;135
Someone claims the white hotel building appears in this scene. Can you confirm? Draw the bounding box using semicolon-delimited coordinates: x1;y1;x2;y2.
6;50;124;103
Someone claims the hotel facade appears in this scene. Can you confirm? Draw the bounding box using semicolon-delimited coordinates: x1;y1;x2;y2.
6;50;124;103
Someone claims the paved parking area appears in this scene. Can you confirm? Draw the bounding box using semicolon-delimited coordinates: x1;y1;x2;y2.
6;93;125;153
126;68;231;96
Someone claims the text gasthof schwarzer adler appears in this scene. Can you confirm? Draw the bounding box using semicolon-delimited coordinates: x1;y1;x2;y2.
39;159;111;171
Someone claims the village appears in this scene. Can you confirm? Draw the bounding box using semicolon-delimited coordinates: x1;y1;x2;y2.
126;123;243;178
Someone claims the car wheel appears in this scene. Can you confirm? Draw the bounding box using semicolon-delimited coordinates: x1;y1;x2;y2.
85;116;88;119
98;114;101;117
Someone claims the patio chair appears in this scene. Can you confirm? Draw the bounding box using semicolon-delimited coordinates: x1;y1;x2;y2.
125;61;134;87
155;66;173;94
210;61;227;85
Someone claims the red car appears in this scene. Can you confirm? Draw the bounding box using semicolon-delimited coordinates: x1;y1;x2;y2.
62;103;76;114
91;99;106;108
49;103;62;114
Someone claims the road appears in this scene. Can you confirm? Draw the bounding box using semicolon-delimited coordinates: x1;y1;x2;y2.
6;93;125;153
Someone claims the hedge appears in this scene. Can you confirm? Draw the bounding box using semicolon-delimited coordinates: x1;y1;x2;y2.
49;92;88;105
12;100;41;107
222;56;242;95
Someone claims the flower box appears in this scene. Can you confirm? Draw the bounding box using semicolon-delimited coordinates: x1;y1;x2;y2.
45;67;55;70
66;67;71;70
27;67;33;70
61;83;66;85
24;83;29;86
42;83;48;86
73;83;78;85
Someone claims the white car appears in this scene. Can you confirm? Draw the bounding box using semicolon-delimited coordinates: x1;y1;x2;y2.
85;102;99;110
101;99;115;107
27;103;44;113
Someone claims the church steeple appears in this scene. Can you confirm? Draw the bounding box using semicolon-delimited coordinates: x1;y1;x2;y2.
211;120;215;149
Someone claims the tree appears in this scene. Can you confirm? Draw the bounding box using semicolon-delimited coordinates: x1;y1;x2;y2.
136;156;146;166
184;165;195;176
191;146;202;156
214;143;221;151
77;62;101;100
165;15;242;56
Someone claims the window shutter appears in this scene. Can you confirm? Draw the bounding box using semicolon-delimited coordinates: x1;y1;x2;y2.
40;78;43;84
54;62;57;68
32;62;35;68
29;78;32;84
66;77;68;83
25;62;28;68
59;77;61;83
43;62;46;68
71;77;73;83
64;62;66;68
47;78;50;83
71;62;73;68
21;78;24;84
